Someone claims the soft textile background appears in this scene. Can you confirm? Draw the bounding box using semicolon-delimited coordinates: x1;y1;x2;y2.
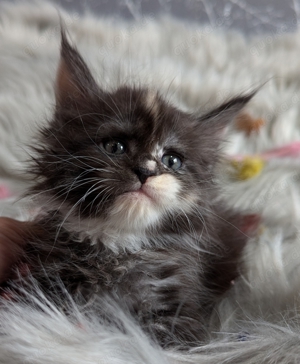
1;1;300;363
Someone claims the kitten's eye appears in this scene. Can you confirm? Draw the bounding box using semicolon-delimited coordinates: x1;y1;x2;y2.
103;140;126;155
161;154;182;170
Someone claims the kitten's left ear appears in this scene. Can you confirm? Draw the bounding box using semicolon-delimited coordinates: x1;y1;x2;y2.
55;29;99;108
198;91;257;132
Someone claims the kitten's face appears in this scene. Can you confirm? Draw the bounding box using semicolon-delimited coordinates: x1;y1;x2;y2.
40;87;209;233
32;32;253;245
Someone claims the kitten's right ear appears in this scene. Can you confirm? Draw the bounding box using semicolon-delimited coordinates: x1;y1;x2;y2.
55;29;99;109
198;91;257;132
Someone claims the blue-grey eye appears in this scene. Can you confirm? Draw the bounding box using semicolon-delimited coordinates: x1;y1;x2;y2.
103;140;126;155
161;154;182;170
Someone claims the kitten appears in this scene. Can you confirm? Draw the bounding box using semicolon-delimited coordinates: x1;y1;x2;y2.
8;31;254;347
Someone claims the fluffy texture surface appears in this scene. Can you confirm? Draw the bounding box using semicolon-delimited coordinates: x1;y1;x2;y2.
1;1;300;363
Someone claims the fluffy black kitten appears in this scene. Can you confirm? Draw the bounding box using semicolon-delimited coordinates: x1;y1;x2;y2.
12;32;254;347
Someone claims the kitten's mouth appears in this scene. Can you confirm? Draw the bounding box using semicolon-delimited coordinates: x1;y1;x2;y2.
124;183;156;202
127;187;154;200
121;174;179;205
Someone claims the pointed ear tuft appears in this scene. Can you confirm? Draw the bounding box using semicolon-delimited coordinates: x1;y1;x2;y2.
55;28;99;108
199;90;257;130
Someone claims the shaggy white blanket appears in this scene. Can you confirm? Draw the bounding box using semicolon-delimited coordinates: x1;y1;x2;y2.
1;1;300;363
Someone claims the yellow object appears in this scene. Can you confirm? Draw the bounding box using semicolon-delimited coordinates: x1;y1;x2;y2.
231;157;265;180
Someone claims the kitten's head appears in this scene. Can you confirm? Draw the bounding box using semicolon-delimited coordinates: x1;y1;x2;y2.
31;31;254;248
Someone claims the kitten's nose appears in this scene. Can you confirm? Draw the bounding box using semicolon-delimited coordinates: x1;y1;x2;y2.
134;167;156;184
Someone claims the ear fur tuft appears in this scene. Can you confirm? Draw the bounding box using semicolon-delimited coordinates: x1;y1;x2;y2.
199;89;258;130
55;26;99;108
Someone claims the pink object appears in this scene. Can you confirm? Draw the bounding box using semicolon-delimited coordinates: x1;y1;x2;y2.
0;185;11;199
261;141;300;159
230;141;300;161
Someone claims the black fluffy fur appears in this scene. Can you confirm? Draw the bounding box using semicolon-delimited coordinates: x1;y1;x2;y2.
5;32;255;348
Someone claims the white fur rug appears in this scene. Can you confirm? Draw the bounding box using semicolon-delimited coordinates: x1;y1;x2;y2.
1;1;300;363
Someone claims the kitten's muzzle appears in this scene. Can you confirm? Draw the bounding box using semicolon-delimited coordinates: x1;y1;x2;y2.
133;167;157;184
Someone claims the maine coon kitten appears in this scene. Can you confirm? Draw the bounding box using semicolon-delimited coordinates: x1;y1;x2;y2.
9;31;254;347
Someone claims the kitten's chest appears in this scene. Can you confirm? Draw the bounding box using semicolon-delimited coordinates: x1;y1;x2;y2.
25;232;205;311
20;227;222;345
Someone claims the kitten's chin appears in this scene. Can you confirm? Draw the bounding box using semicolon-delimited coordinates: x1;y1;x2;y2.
108;191;159;232
106;174;182;236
